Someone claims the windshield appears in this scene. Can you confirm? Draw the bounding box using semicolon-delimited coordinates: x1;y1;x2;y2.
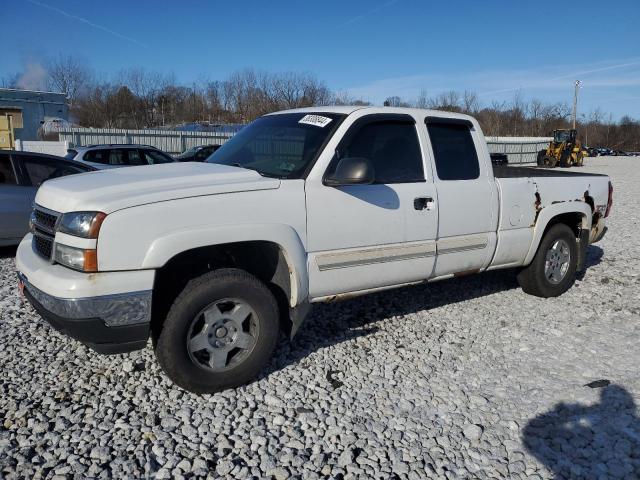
206;112;344;179
554;130;571;143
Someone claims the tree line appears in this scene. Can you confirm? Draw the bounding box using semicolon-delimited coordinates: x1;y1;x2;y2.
2;55;638;151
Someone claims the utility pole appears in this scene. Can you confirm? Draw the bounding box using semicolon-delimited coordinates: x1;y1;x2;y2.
572;80;581;129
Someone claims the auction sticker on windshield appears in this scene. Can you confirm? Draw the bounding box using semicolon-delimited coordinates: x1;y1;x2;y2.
299;114;333;128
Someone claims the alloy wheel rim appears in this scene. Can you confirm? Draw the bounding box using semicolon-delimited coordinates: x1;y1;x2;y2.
187;298;259;372
544;239;571;284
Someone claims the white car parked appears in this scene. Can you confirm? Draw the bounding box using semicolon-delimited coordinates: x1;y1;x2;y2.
17;106;612;393
65;144;175;169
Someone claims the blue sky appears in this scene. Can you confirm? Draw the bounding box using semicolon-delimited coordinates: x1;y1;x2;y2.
4;0;640;119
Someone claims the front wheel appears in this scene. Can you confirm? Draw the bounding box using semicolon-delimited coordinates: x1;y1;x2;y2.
155;268;280;393
517;224;578;297
543;155;558;168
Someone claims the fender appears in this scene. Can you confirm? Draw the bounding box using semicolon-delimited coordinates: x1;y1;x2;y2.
523;202;592;265
141;223;308;307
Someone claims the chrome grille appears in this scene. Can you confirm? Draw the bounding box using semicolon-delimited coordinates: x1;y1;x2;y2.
33;209;58;233
31;206;60;261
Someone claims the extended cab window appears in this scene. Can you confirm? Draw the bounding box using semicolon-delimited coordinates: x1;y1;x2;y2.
426;121;480;180
328;119;424;184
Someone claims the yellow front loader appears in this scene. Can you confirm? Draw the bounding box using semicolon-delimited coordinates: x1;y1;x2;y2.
537;129;587;168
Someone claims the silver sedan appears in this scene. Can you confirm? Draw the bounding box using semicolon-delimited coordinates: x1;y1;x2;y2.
0;151;95;246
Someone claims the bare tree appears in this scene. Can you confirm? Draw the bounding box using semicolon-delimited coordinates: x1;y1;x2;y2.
414;90;429;109
46;55;92;104
9;54;635;150
384;96;409;107
332;91;371;106
462;90;479;114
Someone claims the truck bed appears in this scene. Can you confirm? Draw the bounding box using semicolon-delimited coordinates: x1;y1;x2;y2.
492;164;607;179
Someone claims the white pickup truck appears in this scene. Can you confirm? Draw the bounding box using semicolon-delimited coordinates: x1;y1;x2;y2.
16;107;612;393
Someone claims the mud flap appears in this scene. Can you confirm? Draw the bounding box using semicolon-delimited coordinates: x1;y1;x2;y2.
289;301;312;338
577;229;589;272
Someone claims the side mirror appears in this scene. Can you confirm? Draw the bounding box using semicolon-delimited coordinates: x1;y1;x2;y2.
325;157;375;187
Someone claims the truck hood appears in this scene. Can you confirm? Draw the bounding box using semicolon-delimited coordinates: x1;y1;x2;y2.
35;163;281;213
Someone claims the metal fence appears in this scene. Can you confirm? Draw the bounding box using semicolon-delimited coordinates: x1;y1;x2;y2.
59;127;551;164
59;127;236;155
486;137;552;164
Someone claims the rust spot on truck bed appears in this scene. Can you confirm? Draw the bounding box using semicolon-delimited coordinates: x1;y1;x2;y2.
583;191;595;212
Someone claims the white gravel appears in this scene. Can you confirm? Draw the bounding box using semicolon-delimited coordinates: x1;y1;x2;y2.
1;156;639;479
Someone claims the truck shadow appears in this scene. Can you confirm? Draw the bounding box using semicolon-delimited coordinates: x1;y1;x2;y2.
265;245;604;376
264;268;518;375
577;245;604;280
522;384;640;478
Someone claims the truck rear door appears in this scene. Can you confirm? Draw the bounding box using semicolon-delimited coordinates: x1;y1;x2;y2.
424;117;499;276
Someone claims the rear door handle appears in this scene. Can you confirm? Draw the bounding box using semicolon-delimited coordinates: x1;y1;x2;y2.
414;197;435;210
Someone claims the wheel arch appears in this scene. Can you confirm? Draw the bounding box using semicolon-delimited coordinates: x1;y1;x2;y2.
523;202;592;265
145;224;308;337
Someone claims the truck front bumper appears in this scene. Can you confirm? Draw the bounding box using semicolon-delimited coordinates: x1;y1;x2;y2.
16;235;154;354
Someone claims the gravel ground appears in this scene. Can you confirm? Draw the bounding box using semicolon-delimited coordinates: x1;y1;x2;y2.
1;156;639;480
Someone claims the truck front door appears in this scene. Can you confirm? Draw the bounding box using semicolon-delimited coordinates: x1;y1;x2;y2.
305;113;439;299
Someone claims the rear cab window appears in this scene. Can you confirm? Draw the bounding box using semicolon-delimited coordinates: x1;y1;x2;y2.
426;119;480;180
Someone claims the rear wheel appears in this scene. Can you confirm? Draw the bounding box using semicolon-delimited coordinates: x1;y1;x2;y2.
537;150;546;166
517;224;578;297
155;268;280;393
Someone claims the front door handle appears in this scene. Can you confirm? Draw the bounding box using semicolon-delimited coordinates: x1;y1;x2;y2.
414;197;435;211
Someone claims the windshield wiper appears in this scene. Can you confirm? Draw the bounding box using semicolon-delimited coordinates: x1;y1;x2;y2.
229;163;281;179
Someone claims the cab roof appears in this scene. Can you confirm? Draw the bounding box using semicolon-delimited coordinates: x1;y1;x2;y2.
270;106;476;123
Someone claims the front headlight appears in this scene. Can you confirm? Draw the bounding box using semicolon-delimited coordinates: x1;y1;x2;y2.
53;243;98;272
58;211;106;238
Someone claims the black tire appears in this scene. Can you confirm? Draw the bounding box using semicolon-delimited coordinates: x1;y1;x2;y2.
517;224;578;298
155;268;279;393
543;155;558;168
536;150;546;166
559;152;571;168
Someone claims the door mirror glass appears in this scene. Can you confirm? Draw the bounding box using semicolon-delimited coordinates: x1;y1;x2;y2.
325;157;375;186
